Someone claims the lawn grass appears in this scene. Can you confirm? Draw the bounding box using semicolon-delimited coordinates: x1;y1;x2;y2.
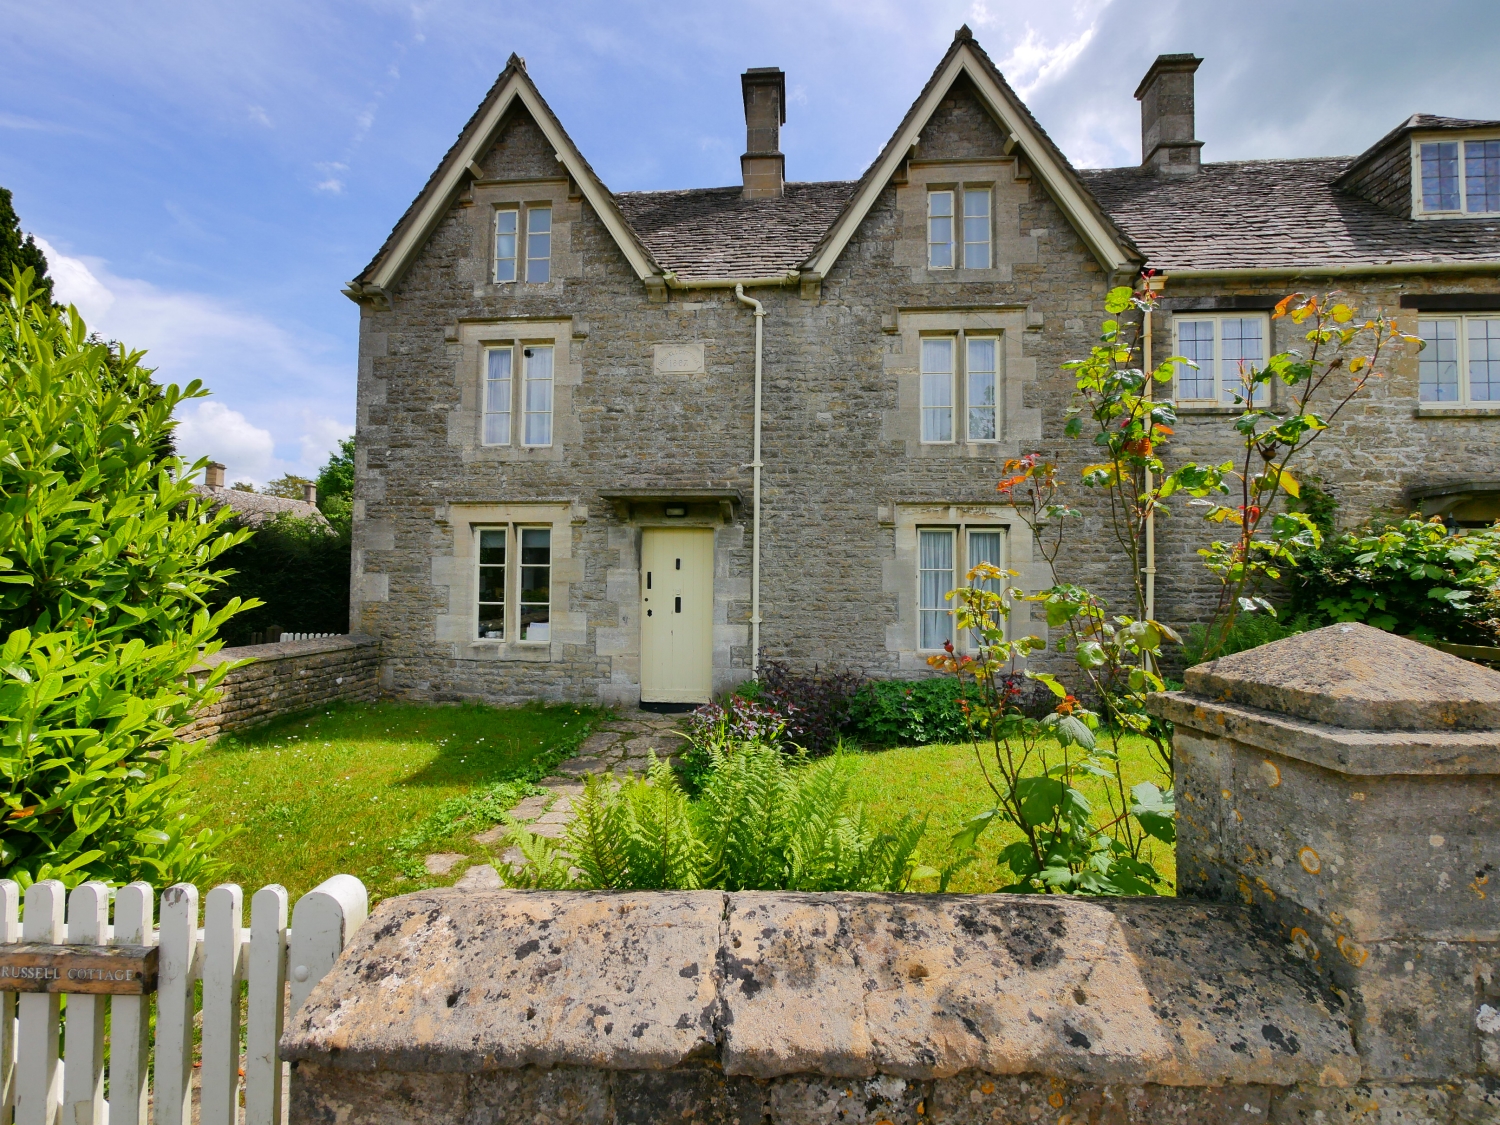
183;700;600;903
841;732;1177;895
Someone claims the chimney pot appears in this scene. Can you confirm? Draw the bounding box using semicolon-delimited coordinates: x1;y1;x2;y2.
1134;53;1203;176
740;67;786;200
205;461;226;489
303;481;318;504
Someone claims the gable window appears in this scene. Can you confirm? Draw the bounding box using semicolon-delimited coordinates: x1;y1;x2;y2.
495;209;519;282
527;206;552;282
1173;315;1268;405
482;347;512;445
522;345;554;446
928;191;955;269
966;336;999;441
920;337;954;442
1420;315;1500;404
473;525;551;643
1418;139;1500;214
962;189;992;269
917;526;1008;652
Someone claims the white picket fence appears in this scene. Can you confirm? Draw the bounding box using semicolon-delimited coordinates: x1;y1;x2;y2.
0;873;366;1125
276;633;341;643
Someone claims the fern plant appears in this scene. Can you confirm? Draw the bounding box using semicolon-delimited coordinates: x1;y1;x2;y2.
501;747;931;892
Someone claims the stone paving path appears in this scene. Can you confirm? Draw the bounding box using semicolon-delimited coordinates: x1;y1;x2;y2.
429;709;686;887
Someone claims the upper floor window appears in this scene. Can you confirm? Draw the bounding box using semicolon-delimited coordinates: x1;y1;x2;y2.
1420;315;1500;404
1418;139;1500;215
1174;314;1268;405
494;205;553;282
522;345;554;446
927;188;992;269
921;333;1001;442
479;342;554;447
920;337;954;441
483;347;512;444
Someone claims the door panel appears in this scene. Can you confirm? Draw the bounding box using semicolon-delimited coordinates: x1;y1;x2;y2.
640;529;714;703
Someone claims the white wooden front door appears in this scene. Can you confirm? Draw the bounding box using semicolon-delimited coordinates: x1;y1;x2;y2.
640;528;714;703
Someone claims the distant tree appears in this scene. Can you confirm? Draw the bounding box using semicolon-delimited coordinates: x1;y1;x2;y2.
314;437;354;534
0;187;53;307
231;481;257;492
261;474;312;500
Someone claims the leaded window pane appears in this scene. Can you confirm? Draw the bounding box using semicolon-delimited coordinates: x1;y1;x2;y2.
1466;140;1500;213
920;337;954;442
918;529;955;650
962;189;991;269
523;345;553;446
1219;317;1266;405
1469;318;1500;401
1176;320;1216;400
1419;319;1460;402
928;191;954;269
966;337;998;441
1422;142;1460;211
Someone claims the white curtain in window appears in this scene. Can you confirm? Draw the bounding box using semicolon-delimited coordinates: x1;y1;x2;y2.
523;346;554;446
920;338;954;442
918;529;955;650
966;337;998;441
483;348;511;444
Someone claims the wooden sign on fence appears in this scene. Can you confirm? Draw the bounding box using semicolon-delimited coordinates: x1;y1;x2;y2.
0;942;158;994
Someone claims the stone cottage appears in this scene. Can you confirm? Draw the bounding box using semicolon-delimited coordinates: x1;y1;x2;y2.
343;27;1500;706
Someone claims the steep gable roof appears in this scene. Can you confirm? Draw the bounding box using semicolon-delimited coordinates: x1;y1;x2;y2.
800;27;1140;280
348;55;659;296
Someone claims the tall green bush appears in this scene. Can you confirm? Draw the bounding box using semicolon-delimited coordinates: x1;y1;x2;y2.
209;512;350;644
0;270;249;887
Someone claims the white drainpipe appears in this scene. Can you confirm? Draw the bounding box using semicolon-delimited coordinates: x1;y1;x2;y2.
734;284;765;674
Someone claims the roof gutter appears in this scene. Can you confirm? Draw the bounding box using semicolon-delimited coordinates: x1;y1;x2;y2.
1160;260;1500;280
662;270;801;290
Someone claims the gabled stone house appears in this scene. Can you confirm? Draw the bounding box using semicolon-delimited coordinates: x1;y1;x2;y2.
344;27;1500;706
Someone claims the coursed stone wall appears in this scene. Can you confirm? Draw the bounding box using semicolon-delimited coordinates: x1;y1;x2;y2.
179;634;381;743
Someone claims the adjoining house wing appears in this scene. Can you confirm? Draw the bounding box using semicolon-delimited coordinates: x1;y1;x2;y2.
347;55;660;298
800;26;1141;282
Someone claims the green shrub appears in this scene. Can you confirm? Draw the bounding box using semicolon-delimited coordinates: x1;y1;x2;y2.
1284;516;1500;645
504;747;930;892
845;678;981;746
209;511;350;644
1181;611;1317;666
0;270;249;887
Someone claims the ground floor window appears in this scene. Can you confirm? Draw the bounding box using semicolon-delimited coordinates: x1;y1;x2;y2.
1420;315;1500;403
917;526;1007;651
474;525;551;642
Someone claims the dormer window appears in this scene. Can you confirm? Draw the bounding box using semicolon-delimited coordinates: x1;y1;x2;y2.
1417;137;1500;216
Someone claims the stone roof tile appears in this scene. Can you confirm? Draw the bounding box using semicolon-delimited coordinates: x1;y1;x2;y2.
193;485;326;527
1080;157;1500;271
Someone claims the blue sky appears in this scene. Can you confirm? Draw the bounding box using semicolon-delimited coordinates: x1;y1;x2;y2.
3;0;1498;486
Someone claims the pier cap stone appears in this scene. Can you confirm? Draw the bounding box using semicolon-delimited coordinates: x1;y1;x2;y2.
283;889;1356;1089
1184;622;1500;732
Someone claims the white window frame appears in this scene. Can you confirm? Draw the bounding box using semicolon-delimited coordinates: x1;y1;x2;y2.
526;204;552;282
481;345;513;446
1172;314;1270;406
473;524;552;644
475;526;508;641
927;190;955;270
494;208;519;282
1419;314;1500;405
516;525;552;644
962;187;992;270
920;336;955;443
965;335;1000;443
521;343;554;447
916;525;1009;653
1413;133;1500;218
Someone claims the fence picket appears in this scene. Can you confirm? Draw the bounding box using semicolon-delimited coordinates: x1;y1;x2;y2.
154;883;200;1125
62;883;109;1125
0;880;18;1125
16;881;64;1125
244;886;288;1125
200;885;245;1125
108;883;153;1125
287;875;367;1113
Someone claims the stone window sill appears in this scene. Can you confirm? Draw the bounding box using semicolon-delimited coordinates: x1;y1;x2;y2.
465;641;553;662
1416;405;1500;418
1175;404;1243;416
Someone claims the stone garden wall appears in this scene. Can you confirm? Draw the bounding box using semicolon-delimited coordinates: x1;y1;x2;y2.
280;625;1500;1123
179;634;381;743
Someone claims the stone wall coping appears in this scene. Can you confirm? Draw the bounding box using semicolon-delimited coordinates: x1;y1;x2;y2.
192;633;380;671
281;890;1356;1089
1149;689;1500;775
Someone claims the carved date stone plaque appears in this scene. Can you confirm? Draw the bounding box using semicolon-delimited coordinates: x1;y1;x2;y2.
652;343;706;377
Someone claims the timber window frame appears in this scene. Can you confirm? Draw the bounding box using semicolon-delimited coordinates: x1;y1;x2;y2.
472;524;553;644
916;525;1009;653
1419;314;1500;405
1172;313;1270;406
1414;134;1500;218
493;203;553;282
919;332;1002;444
478;341;555;448
927;186;994;270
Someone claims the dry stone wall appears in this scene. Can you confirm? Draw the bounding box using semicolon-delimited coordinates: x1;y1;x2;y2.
179;634;381;743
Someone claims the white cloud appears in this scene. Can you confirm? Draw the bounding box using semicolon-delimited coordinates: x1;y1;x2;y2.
34;236;353;489
993;5;1111;99
247;104;271;127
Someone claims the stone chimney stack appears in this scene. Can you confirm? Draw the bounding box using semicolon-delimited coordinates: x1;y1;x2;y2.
1134;53;1203;176
302;481;318;504
205;461;225;489
740;67;786;200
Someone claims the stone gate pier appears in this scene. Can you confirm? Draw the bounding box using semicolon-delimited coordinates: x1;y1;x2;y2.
282;624;1499;1123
